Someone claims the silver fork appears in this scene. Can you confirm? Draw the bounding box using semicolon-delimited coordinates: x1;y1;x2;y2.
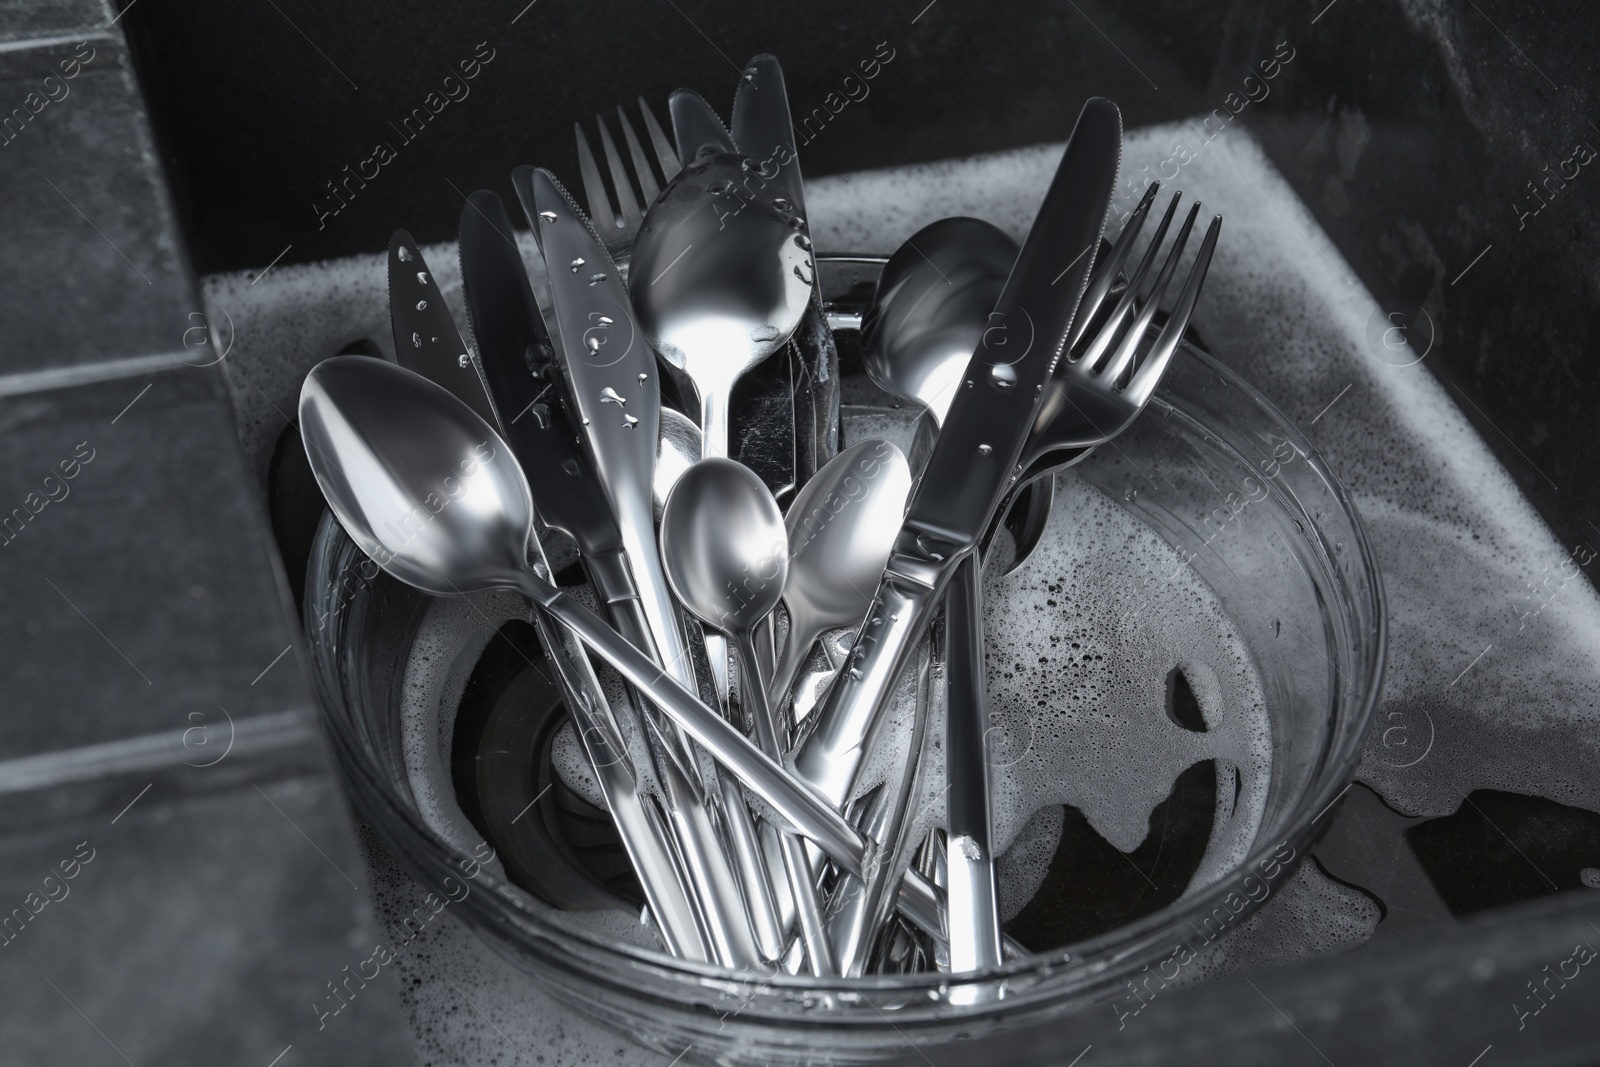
573;97;681;261
1019;184;1222;481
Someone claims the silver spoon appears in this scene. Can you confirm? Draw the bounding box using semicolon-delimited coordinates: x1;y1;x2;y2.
861;217;1018;430
298;355;713;956
632;150;811;717
765;439;913;716
298;355;971;946
630;151;813;459
658;457;839;976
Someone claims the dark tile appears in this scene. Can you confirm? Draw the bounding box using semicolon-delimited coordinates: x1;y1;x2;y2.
0;33;195;376
0;363;311;759
0;762;413;1066
0;0;108;42
1312;782;1456;939
1407;790;1600;916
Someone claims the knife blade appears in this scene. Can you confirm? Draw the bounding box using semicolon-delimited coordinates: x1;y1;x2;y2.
730;54;805;217
455;190;704;792
792;97;1123;807
511;166;675;667
668;88;737;163
456;191;625;561
387;230;501;430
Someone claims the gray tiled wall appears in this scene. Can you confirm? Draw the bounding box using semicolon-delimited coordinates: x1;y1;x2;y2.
0;4;413;1063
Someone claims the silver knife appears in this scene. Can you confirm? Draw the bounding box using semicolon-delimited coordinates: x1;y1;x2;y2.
388;224;716;958
455;190;713;961
387;230;500;430
512;165;785;967
792;98;1124;808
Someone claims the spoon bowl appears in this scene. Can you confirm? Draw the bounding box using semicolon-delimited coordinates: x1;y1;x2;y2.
298;355;533;596
659;456;843;975
860;217;1017;427
768;439;913;708
659;457;789;634
631;151;814;457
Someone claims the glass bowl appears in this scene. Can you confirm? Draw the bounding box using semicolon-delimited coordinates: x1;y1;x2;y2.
302;257;1384;1066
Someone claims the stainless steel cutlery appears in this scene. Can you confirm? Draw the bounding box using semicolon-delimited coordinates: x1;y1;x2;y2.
309;70;1222;981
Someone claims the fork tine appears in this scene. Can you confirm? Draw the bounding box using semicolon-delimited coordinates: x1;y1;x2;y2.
640;95;682;181
617;104;661;207
574;122;617;234
1078;192;1181;373
1125;214;1221;408
1068;181;1160;351
1101;202;1201;383
595;114;640;226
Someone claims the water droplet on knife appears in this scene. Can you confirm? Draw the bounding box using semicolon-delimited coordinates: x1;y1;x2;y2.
570;257;586;273
397;246;413;262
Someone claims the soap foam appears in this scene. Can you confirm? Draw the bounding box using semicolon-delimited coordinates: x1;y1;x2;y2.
1183;859;1381;983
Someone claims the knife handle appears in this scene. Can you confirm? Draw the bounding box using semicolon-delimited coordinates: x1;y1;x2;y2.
943;552;1003;972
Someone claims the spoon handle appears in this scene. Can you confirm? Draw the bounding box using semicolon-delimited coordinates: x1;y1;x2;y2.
790;555;954;808
700;386;732;459
519;567;992;951
588;549;774;966
530;605;711;961
766;611;816;725
822;634;935;976
738;630;837;976
522;569;865;867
